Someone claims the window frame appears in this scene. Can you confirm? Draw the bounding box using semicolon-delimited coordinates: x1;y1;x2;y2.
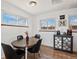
1;12;29;27
40;18;56;32
68;15;77;32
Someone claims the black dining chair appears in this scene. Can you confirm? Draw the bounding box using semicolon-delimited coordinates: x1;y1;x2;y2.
17;35;23;40
27;39;42;59
1;43;25;59
34;34;40;39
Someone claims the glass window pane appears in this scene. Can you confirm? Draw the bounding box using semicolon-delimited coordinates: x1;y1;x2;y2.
7;14;17;25
40;20;47;29
2;12;17;25
47;19;56;29
1;13;8;24
68;16;77;30
18;17;27;26
69;16;77;25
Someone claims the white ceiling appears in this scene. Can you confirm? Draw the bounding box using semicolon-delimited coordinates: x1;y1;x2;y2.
3;0;77;15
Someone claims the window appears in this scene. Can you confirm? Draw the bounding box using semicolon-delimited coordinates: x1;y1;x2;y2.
18;17;28;26
40;18;56;32
47;19;56;29
40;20;47;29
68;15;77;32
2;13;17;25
1;12;28;27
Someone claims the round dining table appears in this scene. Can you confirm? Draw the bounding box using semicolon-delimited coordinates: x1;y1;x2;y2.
11;37;38;59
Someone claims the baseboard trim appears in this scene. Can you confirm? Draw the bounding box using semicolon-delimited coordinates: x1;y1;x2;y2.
41;44;77;54
41;45;53;49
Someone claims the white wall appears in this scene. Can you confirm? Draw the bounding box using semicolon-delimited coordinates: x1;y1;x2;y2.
32;8;77;52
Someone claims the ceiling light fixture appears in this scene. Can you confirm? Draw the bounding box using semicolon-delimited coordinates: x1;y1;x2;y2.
29;1;37;7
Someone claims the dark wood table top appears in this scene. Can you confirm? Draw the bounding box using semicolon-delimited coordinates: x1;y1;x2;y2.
11;37;38;48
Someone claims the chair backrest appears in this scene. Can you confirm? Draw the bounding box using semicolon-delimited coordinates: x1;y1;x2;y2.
17;35;23;40
34;34;40;39
1;43;17;59
32;39;42;53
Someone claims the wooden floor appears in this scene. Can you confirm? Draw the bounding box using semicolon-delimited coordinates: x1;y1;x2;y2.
2;46;77;59
27;46;77;59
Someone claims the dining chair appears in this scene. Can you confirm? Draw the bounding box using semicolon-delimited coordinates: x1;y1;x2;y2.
1;43;25;59
27;39;42;59
16;35;25;54
17;35;23;40
34;34;40;39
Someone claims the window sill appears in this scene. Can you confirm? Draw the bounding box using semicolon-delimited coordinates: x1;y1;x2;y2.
1;24;29;28
39;29;56;32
